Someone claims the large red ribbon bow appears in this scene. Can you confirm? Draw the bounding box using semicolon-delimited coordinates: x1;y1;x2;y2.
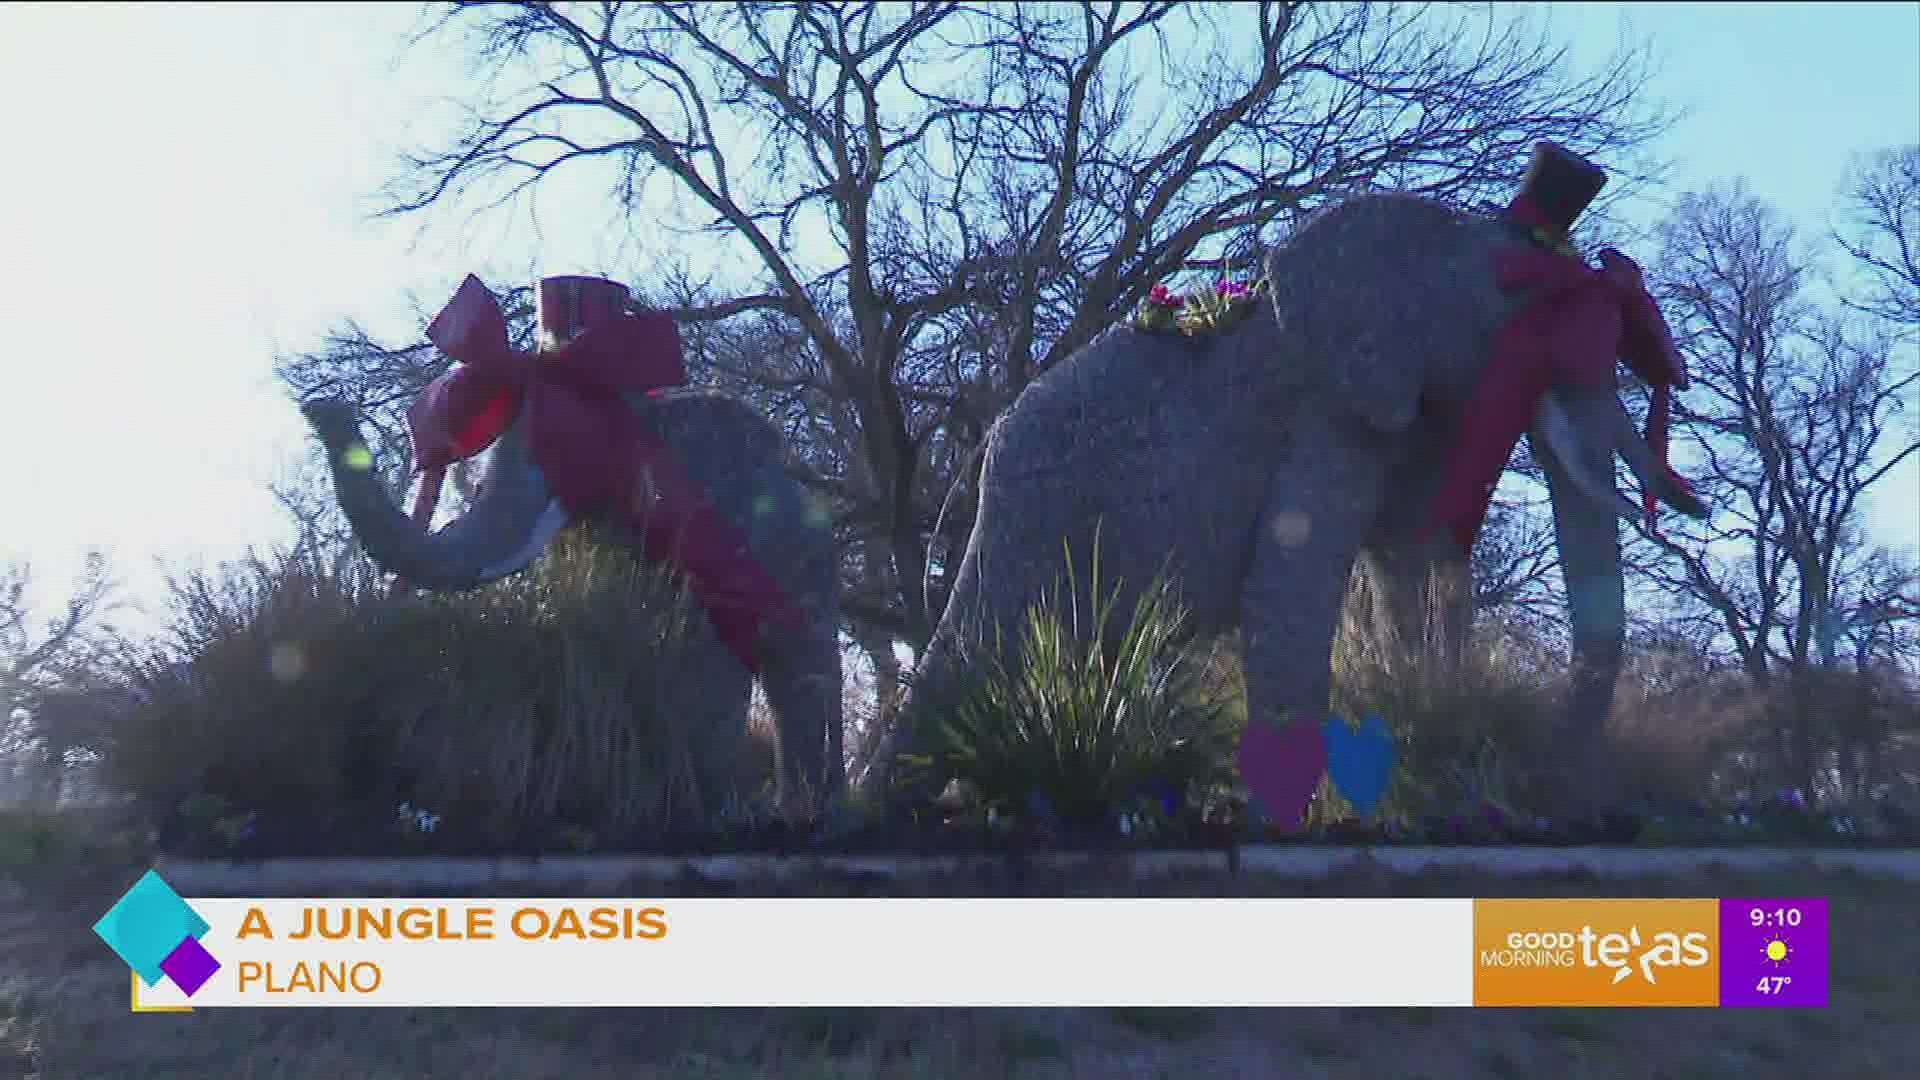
411;274;686;507
407;275;804;672
1426;238;1692;554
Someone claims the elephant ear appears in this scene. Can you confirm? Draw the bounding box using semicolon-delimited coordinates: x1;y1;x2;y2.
1262;196;1489;434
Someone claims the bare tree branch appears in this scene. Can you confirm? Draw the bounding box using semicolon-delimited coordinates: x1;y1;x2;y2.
1834;144;1920;328
351;0;1670;670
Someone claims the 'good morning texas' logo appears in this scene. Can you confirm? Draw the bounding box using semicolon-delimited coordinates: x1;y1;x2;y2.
1471;898;1720;1006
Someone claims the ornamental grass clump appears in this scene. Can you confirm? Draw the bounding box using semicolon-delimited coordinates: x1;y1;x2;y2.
103;525;767;855
922;540;1238;826
1327;585;1561;824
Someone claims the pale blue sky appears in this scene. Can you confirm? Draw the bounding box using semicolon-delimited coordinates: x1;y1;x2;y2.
1;2;1915;636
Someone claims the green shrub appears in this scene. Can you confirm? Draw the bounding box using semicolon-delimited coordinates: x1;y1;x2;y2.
0;809;60;870
0;805;152;883
919;542;1238;825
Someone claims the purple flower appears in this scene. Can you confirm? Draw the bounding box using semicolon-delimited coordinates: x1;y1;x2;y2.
1215;279;1252;299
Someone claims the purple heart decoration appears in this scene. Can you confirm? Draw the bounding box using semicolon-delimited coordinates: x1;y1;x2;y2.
1322;712;1395;817
1237;713;1327;829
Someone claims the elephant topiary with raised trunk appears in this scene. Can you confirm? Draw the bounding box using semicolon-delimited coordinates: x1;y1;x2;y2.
866;143;1707;824
301;275;843;821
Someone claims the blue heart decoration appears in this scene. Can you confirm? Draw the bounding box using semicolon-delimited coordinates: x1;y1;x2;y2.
1322;712;1394;816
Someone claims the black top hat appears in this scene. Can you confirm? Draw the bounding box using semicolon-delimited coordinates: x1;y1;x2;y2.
1506;141;1608;242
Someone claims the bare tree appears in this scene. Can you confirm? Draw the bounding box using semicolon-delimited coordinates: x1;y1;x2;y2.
1;554;121;707
1631;181;1920;793
1834;144;1920;328
1470;490;1566;626
0;553;124;803
355;1;1669;682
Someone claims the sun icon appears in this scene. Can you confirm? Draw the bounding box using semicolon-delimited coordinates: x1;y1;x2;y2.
1762;935;1792;967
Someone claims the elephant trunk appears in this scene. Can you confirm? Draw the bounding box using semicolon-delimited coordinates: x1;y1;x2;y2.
1585;391;1708;520
301;400;566;591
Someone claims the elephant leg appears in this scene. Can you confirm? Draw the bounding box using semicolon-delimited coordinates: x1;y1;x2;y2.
691;677;754;829
857;615;971;810
1238;415;1395;742
756;609;844;817
1533;429;1628;820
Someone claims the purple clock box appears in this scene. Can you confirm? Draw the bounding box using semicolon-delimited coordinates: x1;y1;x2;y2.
1719;897;1829;1007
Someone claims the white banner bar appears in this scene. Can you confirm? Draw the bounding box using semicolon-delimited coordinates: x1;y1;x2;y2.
133;898;1476;1008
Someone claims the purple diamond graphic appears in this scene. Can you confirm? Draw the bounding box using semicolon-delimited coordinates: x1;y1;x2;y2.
1719;897;1828;1007
159;935;221;997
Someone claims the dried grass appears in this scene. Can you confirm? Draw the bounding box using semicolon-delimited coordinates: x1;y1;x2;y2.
99;528;772;849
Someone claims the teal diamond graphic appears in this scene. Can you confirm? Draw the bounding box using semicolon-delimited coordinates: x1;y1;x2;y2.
93;870;210;987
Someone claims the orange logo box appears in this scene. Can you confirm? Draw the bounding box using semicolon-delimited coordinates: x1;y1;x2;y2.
1473;899;1720;1007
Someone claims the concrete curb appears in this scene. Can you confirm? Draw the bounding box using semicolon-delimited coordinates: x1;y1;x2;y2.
152;845;1920;893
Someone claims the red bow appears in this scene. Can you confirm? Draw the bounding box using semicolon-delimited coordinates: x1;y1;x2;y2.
1426;242;1691;554
406;275;804;672
410;274;687;510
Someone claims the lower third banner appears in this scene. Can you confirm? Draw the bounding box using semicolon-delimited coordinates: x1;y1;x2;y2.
92;872;1827;1009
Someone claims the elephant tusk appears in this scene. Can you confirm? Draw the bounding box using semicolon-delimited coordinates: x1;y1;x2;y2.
1534;395;1639;519
478;498;572;580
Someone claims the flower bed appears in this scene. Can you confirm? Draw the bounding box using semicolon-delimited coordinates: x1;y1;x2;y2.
143;792;1920;862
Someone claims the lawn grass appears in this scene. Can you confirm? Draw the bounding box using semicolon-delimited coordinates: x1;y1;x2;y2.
4;837;1913;1079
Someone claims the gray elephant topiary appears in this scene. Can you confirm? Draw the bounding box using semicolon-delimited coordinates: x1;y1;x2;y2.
301;275;843;822
866;143;1707;822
